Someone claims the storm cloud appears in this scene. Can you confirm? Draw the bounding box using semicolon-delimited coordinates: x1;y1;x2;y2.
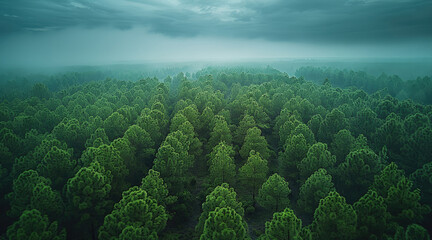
0;0;431;66
2;0;431;43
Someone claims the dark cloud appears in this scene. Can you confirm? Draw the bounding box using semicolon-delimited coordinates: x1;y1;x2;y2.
0;0;431;44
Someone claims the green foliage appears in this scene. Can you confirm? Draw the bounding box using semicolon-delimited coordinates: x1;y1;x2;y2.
0;142;14;170
330;129;355;164
300;227;313;240
85;127;109;148
6;170;63;218
234;114;256;146
2;67;432;239
7;209;66;240
279;133;309;181
37;146;75;190
240;127;270;161
31;83;51;99
30;182;64;220
153;130;193;194
371;162;405;198
318;109;348;143
257;173;291;212
79;144;128;196
370;162;430;227
274;108;296;136
137;109;163;145
1;128;24;156
284;96;316;122
208;115;232;151
123;124;155;163
278;117;302;147
261;208;303;240
307;114;323;138
199;106;214;139
196;183;244;235
354;190;390;240
410;161;432;205
298;168;335;215
385;177;430;226
374;113;406;161
404;224;430;240
178;104;201;132
52;118;91;152
104;111;128;141
110;137;137;182
352;107;380;140
200;207;249;240
404;113;430;135
298;142;336;181
98;186;168;240
390;224;431;240
208;141;236;186
66;161;112;222
336;148;382;201
312;191;357;240
0;163;8;192
239;151;269;203
401;126;432;173
292;123;316;146
141;169;177;207
243;98;270;129
176;120;203;160
170;112;189;133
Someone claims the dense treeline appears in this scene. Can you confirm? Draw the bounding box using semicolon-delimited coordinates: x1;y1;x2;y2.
296;66;432;104
0;66;431;239
0;65;194;100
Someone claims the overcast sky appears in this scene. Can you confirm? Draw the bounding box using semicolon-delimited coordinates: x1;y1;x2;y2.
1;0;431;66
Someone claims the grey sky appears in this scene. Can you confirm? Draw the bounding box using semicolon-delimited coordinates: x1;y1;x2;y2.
1;0;431;66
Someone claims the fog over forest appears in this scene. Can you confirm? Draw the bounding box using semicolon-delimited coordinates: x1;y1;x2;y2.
1;1;432;240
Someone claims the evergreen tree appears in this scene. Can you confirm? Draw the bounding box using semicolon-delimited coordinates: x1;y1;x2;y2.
153;131;193;194
257;173;291;212
123;124;155;162
140;169;177;207
37;146;75;190
7;209;66;240
279;133;309;181
98;186;168;240
66;161;112;238
239;151;269;204
240;127;271;161
298;168;335;215
208;115;232;151
208;142;236;186
298;142;336;181
200;207;249;240
261;208;304;240
330;129;355;164
312;191;357;240
354;190;390;240
196;183;244;235
80;144;128;196
336;148;382;202
234;114;256;146
104;112;128;141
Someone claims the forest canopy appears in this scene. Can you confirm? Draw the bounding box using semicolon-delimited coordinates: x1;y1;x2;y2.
0;65;431;239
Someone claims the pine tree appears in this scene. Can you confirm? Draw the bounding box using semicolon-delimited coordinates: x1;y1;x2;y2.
257;173;291;212
239;151;269;204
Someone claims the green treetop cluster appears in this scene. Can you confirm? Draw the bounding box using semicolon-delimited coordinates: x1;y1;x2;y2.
0;66;431;239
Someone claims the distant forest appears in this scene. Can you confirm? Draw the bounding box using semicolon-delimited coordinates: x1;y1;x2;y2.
296;66;432;104
0;66;431;239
